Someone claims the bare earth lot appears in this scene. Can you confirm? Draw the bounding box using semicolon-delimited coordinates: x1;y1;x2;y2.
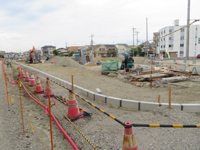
0;60;200;150
27;59;200;104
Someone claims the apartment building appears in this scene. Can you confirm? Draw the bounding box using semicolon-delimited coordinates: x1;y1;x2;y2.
157;20;200;58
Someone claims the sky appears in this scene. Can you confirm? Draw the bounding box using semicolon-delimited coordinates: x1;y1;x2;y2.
0;0;200;52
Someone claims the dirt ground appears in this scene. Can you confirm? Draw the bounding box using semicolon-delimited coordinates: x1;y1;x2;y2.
24;57;200;104
1;60;200;150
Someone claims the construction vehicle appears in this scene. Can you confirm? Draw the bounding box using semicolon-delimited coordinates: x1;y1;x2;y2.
120;51;134;71
26;46;41;63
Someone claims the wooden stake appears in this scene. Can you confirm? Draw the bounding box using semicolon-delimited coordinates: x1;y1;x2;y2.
169;87;171;109
71;75;73;90
48;94;54;150
18;78;25;134
158;95;160;103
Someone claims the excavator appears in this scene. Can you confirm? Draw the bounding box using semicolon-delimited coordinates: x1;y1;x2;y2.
120;51;134;71
26;46;41;63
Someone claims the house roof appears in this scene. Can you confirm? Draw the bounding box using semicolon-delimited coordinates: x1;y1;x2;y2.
41;45;56;48
116;43;128;47
104;44;116;48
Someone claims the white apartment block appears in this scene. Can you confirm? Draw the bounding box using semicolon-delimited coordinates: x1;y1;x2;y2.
157;20;200;58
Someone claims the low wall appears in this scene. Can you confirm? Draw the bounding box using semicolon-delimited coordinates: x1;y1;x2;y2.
16;61;200;113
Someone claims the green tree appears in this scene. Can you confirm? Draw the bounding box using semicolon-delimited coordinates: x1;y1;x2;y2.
130;46;143;56
109;51;117;57
69;52;77;56
53;49;59;55
59;54;65;56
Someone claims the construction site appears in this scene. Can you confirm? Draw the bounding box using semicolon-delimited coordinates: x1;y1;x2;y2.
1;55;200;150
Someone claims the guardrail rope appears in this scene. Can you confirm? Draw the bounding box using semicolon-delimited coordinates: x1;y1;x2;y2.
54;104;97;150
50;79;125;126
132;123;200;128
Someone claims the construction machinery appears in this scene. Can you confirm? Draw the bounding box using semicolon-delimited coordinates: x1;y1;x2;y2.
26;46;41;63
120;51;134;71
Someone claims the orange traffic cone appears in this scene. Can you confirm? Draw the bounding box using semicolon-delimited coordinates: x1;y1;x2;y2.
29;73;36;87
67;89;84;121
20;68;25;78
43;77;55;98
34;76;44;94
122;122;138;150
24;70;30;82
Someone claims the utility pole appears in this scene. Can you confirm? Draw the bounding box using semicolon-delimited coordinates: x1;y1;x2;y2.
136;31;139;55
146;18;148;58
90;34;94;46
132;28;136;51
185;0;190;71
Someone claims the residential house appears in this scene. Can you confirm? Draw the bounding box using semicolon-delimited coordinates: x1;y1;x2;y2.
4;52;20;58
0;51;5;56
115;44;128;53
57;48;68;56
92;44;117;57
41;45;56;56
126;45;137;51
67;46;81;54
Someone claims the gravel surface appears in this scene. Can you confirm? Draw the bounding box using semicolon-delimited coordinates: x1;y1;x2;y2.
1;61;200;150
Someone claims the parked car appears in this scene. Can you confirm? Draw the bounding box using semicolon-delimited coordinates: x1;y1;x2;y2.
197;54;200;58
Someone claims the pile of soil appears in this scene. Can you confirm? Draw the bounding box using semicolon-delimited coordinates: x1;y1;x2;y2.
134;57;151;65
84;63;98;67
54;57;83;68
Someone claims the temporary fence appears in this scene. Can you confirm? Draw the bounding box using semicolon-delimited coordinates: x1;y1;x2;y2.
3;60;200;150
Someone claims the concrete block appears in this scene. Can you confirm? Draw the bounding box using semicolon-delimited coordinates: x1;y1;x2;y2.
95;94;106;103
81;88;89;97
121;99;139;110
140;102;159;111
107;96;121;107
88;91;95;100
182;104;200;112
160;103;181;110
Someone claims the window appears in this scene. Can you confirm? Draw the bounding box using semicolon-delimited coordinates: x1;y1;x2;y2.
164;38;165;41
180;36;184;40
180;44;184;47
161;32;162;34
161;46;162;48
164;45;165;48
161;39;162;41
181;28;184;32
164;30;165;33
169;29;173;33
169;37;173;40
169;44;173;48
180;51;184;56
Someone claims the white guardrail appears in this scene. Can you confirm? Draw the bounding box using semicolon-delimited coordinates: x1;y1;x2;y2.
16;61;200;113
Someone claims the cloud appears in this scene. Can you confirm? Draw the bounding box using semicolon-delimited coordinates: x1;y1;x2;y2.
0;0;200;52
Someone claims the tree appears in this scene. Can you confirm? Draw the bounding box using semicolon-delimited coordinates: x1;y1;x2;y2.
53;49;59;55
130;46;143;56
69;51;77;56
109;51;117;57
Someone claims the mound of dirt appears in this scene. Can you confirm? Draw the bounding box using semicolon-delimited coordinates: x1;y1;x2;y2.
54;56;83;68
134;57;151;65
84;63;98;67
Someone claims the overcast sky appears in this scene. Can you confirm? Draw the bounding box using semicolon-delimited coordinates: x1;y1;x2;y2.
0;0;200;52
